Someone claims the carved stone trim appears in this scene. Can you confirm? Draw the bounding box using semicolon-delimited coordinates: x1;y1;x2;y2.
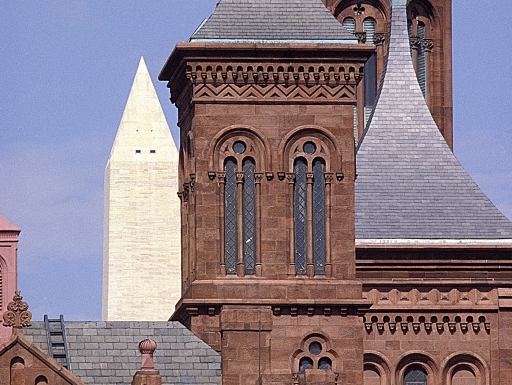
3;291;32;330
373;33;385;46
422;38;434;52
355;32;367;44
409;36;421;50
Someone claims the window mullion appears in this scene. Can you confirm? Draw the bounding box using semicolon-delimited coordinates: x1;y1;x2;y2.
306;172;314;277
236;171;245;277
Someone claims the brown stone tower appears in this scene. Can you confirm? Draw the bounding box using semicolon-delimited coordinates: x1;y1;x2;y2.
159;1;373;384
322;0;453;149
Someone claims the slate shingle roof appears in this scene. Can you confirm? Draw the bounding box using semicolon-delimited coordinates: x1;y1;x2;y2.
355;3;512;241
24;321;221;385
190;0;356;43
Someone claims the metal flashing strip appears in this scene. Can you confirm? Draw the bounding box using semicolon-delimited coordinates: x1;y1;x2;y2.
189;38;358;44
356;239;512;247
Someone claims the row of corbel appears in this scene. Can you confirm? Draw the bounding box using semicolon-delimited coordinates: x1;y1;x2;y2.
364;321;491;334
186;70;363;85
207;171;344;183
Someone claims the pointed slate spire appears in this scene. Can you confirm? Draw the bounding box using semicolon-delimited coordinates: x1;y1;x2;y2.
103;57;181;321
355;3;512;242
190;0;357;43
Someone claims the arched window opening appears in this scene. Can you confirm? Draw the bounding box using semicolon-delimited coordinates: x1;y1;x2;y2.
451;367;476;385
417;22;427;98
242;158;256;274
35;376;49;385
319;357;332;370
342;17;356;34
363;17;377;127
312;158;326;275
224;158;238;275
363;18;376;44
404;366;427;385
292;138;329;277
364;365;382;385
294;157;308;276
299;357;314;373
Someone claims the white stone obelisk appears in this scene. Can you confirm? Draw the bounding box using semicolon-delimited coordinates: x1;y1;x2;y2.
103;57;181;321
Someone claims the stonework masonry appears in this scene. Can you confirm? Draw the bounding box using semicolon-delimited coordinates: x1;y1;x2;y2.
103;57;181;321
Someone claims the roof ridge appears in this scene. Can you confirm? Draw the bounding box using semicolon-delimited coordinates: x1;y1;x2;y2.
355;4;512;241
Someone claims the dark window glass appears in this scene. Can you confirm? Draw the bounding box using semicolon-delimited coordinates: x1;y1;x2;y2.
299;357;313;374
364;53;377;108
303;141;316;155
404;367;427;385
294;158;308;275
319;357;332;370
312;158;326;275
233;141;246;154
417;23;427;98
242;158;256;275
224;158;238;274
309;342;322;355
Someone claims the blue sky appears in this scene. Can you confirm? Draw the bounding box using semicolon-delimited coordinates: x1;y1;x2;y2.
0;1;511;321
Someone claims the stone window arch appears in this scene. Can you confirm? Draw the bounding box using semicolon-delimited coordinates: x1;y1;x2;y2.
364;352;391;385
280;127;341;278
396;352;437;385
441;353;489;385
209;127;270;277
293;334;339;376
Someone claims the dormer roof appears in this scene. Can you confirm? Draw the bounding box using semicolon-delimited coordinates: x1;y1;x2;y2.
189;0;357;44
355;3;512;243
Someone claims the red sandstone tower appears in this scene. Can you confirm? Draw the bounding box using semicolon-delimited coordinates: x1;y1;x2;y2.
160;1;373;384
0;214;20;342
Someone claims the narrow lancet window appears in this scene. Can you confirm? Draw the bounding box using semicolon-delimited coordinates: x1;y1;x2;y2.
294;157;308;275
312;158;326;275
242;158;256;274
224;158;238;274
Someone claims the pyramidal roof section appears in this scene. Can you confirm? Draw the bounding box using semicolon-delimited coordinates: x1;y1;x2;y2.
108;57;177;163
0;214;20;232
355;2;512;242
190;0;357;44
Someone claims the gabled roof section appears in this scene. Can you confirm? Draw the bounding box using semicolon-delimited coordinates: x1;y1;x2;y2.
190;0;357;44
355;2;512;242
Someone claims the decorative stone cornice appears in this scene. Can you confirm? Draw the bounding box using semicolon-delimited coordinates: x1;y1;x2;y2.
3;291;32;333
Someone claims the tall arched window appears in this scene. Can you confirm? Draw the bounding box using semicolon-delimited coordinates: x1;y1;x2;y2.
404;366;427;385
222;140;258;276
363;17;377;127
293;141;327;276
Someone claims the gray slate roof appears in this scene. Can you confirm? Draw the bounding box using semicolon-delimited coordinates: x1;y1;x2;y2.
355;4;512;240
190;0;356;43
24;321;221;385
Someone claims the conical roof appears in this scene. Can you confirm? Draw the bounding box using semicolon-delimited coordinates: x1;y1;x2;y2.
190;0;357;43
0;214;20;232
355;3;512;242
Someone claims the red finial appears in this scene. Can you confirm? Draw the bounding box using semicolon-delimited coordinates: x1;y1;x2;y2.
138;339;157;371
